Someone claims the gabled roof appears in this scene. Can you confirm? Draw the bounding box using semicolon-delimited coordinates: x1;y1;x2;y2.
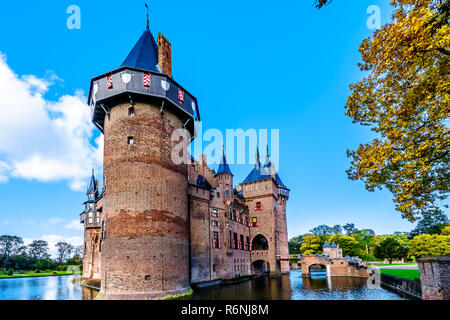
216;151;232;176
121;29;159;72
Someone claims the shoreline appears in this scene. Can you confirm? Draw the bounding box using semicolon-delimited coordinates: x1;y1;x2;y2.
0;272;77;280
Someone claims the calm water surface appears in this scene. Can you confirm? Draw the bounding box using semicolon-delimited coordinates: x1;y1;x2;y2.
0;270;405;300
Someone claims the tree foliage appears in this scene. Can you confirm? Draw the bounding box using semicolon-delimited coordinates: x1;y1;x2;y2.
345;0;450;221
374;237;408;263
27;240;50;261
56;242;74;264
408;233;450;257
409;211;449;237
300;235;322;254
328;234;362;256
0;235;24;261
288;236;302;254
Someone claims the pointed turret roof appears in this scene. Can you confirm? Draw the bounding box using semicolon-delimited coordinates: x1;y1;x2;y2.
87;169;97;195
323;241;331;248
331;242;338;248
241;145;288;189
264;145;271;168
121;28;159;72
216;147;233;176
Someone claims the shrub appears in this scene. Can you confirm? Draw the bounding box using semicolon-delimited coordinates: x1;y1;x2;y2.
7;269;13;276
360;254;377;261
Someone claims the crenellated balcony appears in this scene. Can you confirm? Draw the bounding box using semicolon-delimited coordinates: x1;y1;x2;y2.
278;187;290;199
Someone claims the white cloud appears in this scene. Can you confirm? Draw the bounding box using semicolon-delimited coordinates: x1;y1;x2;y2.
23;235;82;258
65;219;84;231
48;217;66;225
0;52;103;191
42;235;83;258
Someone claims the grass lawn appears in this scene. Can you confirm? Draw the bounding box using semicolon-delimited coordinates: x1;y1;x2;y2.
380;269;420;280
0;271;74;279
374;262;417;267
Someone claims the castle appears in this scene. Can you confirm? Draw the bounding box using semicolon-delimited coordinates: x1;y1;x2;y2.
80;19;290;299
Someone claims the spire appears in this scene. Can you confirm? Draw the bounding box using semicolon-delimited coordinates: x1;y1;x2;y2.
145;3;149;30
255;146;261;169
87;169;97;195
264;144;271;168
121;15;159;72
216;145;233;175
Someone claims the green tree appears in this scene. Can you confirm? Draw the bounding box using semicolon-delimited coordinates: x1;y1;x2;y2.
343;223;356;236
409;211;449;238
0;235;24;268
330;225;343;235
328;234;362;256
300;235;322;255
374;238;408;263
353;229;376;254
55;242;74;265
288;236;302;254
344;0;450;221
408;234;450;257
309;225;332;237
28;240;50;261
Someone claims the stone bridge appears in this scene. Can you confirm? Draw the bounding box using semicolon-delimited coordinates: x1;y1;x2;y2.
301;255;370;278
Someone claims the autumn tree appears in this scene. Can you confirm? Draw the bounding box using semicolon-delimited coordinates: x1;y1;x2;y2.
300;235;322;255
344;0;449;222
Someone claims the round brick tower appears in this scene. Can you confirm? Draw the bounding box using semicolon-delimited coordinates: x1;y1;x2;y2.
88;22;199;299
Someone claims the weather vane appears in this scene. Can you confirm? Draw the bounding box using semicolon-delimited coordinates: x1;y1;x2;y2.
145;3;149;30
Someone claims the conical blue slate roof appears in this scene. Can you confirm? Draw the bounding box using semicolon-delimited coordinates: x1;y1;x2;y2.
331;242;338;248
323;241;330;248
121;29;159;72
216;152;232;176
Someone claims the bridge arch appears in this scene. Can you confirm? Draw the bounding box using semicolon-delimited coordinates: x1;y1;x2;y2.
252;260;270;274
308;263;327;276
252;234;269;251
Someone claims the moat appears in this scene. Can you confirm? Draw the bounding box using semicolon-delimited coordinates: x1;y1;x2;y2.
0;270;405;300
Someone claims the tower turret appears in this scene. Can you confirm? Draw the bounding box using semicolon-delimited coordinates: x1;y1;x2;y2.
88;10;198;299
216;146;233;199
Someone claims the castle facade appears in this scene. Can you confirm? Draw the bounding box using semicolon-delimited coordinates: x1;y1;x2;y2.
80;22;290;299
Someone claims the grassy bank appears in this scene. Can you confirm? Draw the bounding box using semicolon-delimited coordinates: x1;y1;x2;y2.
374;262;417;267
0;271;75;279
380;269;420;280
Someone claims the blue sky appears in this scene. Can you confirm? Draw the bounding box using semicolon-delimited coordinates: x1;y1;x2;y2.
0;0;434;252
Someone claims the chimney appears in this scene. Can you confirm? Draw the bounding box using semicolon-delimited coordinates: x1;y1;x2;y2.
158;33;172;77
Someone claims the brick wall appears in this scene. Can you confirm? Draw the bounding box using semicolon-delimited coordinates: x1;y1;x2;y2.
99;102;190;299
418;256;450;300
